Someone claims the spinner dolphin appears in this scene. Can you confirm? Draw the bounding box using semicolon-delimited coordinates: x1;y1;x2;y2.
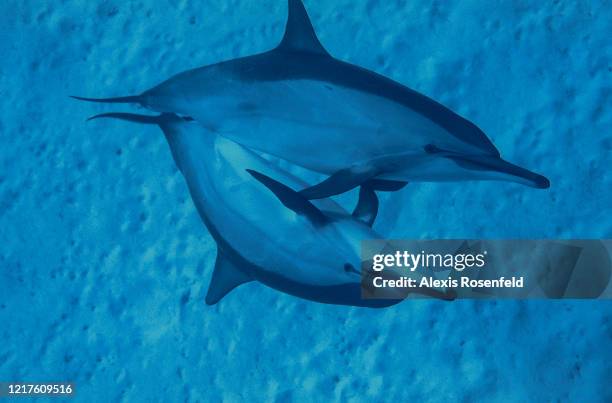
74;0;549;199
88;112;453;306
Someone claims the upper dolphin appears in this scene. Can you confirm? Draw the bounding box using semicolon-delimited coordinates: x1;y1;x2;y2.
74;0;550;199
88;112;452;307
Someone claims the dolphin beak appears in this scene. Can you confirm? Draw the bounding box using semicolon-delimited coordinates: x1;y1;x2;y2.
449;154;550;189
487;157;550;189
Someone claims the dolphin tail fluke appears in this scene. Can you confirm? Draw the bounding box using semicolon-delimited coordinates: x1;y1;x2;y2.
70;95;142;104
205;253;253;305
86;112;191;125
87;112;163;124
299;166;378;200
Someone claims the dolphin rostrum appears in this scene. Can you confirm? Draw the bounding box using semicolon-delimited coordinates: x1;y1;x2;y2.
88;112;453;306
73;0;549;199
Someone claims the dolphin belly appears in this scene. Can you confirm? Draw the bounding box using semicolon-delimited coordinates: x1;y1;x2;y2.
165;127;374;291
178;78;460;173
250;266;400;308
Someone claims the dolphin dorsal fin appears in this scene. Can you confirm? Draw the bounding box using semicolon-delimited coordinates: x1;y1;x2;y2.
277;0;329;56
205;253;252;305
246;169;329;227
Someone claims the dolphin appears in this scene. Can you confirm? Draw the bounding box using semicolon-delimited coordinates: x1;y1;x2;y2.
73;0;550;199
87;112;453;307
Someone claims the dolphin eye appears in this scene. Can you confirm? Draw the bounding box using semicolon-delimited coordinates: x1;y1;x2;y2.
344;263;358;274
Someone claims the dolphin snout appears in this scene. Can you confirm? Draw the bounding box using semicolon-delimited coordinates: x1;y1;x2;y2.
488;157;550;189
447;154;550;189
531;172;550;189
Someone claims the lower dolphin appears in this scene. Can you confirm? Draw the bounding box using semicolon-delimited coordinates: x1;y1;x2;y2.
89;112;453;307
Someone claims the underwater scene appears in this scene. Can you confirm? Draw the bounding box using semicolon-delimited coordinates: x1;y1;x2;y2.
0;0;610;401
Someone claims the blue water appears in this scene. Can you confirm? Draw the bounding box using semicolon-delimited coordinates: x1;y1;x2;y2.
1;0;610;401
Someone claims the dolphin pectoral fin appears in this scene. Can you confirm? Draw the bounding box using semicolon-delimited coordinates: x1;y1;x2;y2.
366;179;408;192
205;253;253;305
352;186;379;227
276;0;330;56
299;166;378;200
246;169;329;227
351;180;407;227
